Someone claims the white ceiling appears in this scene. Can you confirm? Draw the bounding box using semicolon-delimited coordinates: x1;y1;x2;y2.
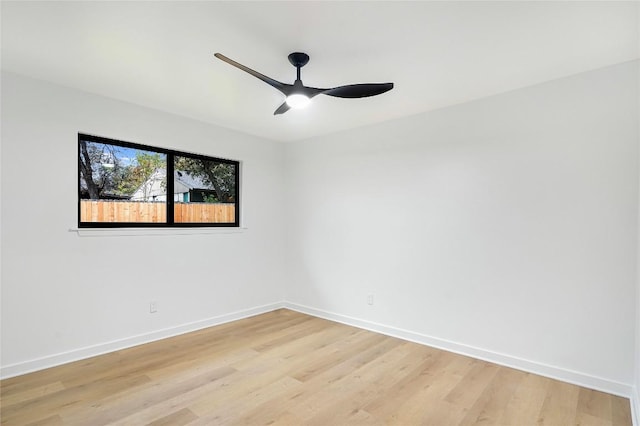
1;1;638;142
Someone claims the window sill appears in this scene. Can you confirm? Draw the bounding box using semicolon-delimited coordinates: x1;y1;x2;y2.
69;227;247;237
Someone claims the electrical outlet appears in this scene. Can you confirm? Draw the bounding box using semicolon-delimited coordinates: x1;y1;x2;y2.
367;294;374;306
150;301;158;313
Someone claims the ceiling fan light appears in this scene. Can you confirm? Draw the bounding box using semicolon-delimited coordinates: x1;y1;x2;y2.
286;93;311;109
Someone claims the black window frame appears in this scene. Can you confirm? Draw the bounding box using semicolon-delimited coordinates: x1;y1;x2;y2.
78;133;240;228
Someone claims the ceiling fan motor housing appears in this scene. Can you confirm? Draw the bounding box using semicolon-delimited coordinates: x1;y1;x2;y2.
288;52;310;68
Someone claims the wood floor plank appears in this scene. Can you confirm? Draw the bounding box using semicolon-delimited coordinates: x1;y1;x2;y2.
264;410;306;426
496;372;550;425
2;374;152;426
294;342;417;423
574;411;613;426
537;379;581;425
61;366;235;425
24;414;64;426
283;337;405;419
611;393;633;426
390;356;478;425
190;333;380;423
362;347;450;419
289;329;372;382
191;375;303;424
0;309;632;426
445;359;500;409
576;388;613;422
145;347;259;382
0;381;65;407
107;364;261;425
305;343;442;425
147;407;198;426
457;366;526;425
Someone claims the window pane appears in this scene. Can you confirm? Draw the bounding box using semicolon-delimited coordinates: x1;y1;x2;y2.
79;139;167;223
173;155;237;224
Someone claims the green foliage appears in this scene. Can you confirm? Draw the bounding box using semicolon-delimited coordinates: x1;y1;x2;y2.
202;194;219;203
174;157;236;202
117;152;165;195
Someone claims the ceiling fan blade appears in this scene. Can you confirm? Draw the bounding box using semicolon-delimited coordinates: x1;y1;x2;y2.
274;102;291;115
215;53;289;93
321;83;394;99
299;86;325;98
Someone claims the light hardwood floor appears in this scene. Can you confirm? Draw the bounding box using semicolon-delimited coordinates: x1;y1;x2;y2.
0;309;632;425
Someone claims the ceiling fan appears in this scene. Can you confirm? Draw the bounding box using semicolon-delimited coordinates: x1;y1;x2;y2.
214;52;394;115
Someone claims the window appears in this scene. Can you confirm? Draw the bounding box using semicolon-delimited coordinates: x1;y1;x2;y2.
78;134;239;227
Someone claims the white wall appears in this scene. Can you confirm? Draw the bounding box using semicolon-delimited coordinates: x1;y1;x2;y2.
0;72;286;376
285;61;639;395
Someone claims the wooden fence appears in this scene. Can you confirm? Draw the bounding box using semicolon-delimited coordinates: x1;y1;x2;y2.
80;200;235;223
174;202;235;223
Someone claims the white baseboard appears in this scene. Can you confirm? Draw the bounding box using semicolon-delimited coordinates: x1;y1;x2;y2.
284;302;633;399
0;302;285;380
631;386;639;426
